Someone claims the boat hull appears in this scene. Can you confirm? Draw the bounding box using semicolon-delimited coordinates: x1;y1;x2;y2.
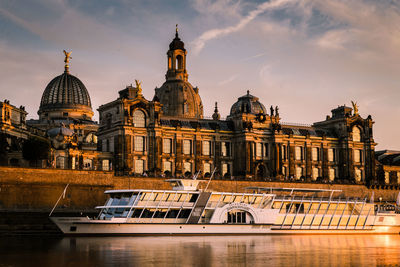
50;218;400;235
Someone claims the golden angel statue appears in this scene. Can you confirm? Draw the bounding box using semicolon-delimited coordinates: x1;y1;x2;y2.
63;50;72;63
351;101;359;115
135;79;142;95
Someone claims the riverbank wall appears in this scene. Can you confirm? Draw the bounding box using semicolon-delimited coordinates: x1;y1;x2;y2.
1;166;399;234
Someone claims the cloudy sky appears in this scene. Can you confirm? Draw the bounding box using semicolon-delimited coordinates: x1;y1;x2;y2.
1;0;399;149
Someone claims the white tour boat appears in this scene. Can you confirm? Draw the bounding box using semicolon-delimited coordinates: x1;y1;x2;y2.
51;179;400;235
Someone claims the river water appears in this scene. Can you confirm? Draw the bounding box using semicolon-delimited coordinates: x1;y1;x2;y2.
1;235;400;266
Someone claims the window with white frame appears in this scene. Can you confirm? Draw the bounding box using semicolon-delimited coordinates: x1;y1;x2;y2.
134;136;145;152
203;141;211;156
163;161;172;172
163;138;172;154
102;159;109;171
183;140;192;155
221;142;231;157
135;159;144;174
183;162;192;174
203;163;211;174
312;147;320;161
355;168;362;182
133;110;145;127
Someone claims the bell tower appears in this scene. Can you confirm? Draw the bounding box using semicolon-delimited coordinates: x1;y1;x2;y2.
166;25;188;82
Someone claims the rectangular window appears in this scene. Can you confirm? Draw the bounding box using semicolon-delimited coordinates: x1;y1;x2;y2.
183;162;192;174
110;138;114;153
385;171;390;184
256;143;262;157
282;145;287;160
202;141;211;156
355;168;362;182
135;159;144;174
329;168;336;181
163;138;172;154
312;147;320;161
183;140;192;155
221;142;231;157
312;168;319;180
328;148;336;162
295;147;302;160
296;166;303;179
163;161;172;172
222;163;231;176
134;136;145;152
102;160;109;171
203;163;211;174
263;143;269;157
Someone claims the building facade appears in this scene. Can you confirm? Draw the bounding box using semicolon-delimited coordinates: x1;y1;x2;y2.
97;29;377;184
26;51;113;171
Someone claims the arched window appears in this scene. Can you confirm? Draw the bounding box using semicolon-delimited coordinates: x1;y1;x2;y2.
176;55;183;70
353;127;361;142
133;110;146;127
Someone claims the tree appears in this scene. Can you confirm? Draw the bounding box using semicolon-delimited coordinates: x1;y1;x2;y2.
22;136;51;167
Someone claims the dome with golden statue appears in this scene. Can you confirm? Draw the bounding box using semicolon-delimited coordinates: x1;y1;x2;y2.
38;51;94;121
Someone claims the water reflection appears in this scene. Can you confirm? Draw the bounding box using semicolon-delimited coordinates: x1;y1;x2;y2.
1;235;400;266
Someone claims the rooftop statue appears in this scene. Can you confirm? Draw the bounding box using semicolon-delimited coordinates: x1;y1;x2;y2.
63;50;72;64
351;101;359;116
135;79;142;95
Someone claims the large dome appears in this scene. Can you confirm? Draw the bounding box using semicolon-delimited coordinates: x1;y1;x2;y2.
230;91;267;116
155;80;203;119
38;71;93;120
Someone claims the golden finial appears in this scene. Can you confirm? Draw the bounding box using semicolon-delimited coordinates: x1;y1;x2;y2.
63;50;72;73
351;101;359;116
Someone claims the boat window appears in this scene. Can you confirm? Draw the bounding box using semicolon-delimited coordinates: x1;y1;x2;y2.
178;209;191;218
295;203;305;213
165;209;179;218
189;194;198;202
153;209;168;218
227;210;247;224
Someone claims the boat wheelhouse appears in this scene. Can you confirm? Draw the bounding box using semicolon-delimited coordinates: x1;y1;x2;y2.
51;179;400;235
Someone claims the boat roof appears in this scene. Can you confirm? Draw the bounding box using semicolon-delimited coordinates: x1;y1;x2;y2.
246;187;342;194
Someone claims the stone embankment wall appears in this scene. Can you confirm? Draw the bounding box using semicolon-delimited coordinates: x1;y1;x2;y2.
0;167;399;212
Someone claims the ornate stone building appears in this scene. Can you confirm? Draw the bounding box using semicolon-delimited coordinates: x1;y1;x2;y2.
97;29;377;184
0;100;47;166
27;51;112;170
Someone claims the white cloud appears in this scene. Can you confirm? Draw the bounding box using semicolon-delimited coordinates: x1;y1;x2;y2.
191;0;296;54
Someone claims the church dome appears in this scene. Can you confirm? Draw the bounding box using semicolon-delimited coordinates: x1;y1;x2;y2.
155;80;203;119
38;51;94;121
154;28;203;119
230;91;267;116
